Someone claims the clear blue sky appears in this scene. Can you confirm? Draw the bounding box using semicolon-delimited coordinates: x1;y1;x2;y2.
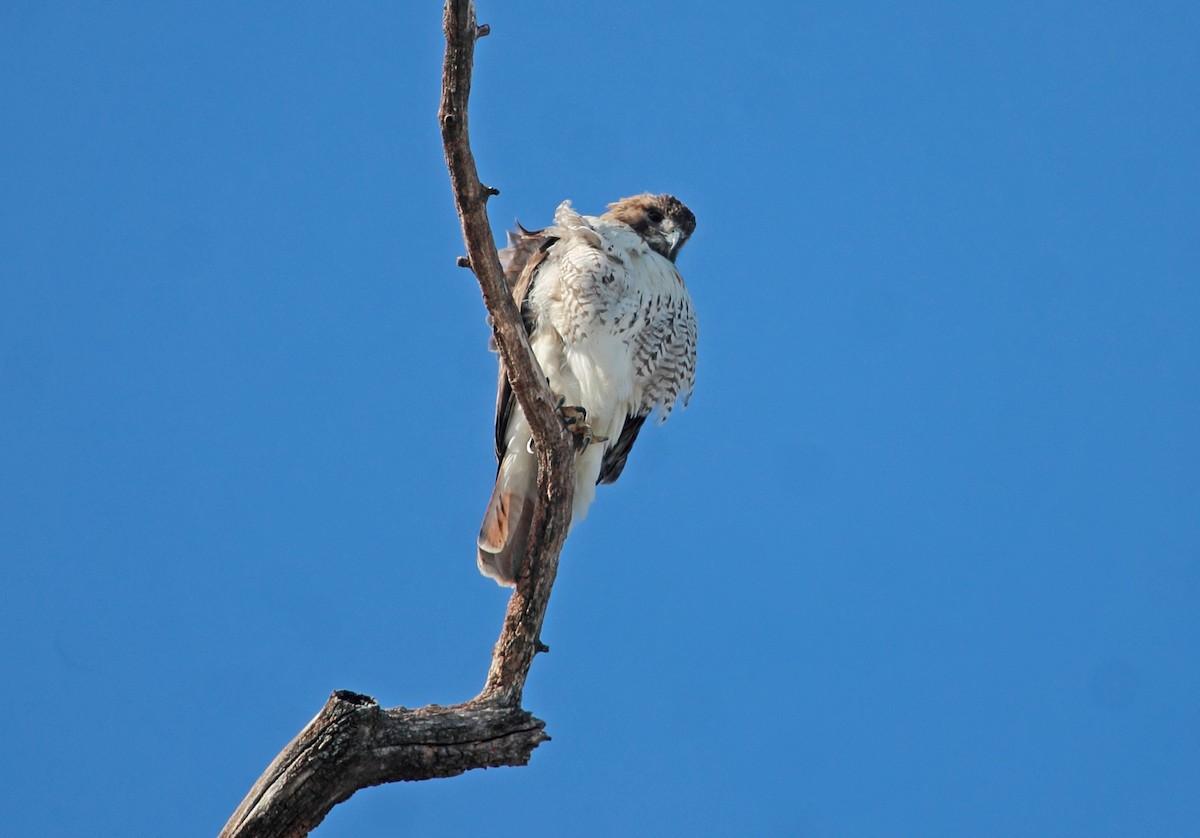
3;2;1198;836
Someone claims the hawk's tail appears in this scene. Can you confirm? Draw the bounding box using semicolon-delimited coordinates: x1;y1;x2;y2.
477;455;537;587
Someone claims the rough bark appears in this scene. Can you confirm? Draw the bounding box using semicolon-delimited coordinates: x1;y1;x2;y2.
437;0;575;708
220;692;548;838
219;2;574;835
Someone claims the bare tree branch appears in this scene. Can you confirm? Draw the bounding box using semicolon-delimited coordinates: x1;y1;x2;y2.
438;0;575;708
220;693;547;838
218;2;574;834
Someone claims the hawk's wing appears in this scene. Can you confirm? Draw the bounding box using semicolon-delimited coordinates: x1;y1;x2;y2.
597;414;647;484
492;226;555;464
596;283;696;485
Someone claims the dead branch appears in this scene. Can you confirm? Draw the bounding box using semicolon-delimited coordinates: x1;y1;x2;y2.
218;2;574;835
438;0;574;708
219;694;547;838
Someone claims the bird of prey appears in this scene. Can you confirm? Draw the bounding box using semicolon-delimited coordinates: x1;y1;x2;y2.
477;193;697;586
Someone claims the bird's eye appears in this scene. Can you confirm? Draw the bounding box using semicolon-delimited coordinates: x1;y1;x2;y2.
647;208;665;224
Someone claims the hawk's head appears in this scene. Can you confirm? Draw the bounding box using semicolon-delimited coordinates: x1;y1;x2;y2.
604;194;696;263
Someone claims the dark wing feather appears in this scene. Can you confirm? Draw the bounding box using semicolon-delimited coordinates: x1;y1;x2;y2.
493;230;556;463
597;414;648;485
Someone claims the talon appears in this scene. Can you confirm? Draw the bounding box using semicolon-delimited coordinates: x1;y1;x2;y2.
547;397;603;454
559;403;586;427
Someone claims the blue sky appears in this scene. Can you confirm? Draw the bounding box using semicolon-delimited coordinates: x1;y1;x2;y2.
3;2;1198;835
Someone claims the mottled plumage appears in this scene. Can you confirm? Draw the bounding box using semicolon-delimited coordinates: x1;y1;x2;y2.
477;194;698;586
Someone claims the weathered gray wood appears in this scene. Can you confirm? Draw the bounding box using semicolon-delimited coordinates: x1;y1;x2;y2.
220;692;548;837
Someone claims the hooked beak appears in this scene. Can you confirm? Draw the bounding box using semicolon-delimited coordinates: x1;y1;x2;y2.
666;228;684;261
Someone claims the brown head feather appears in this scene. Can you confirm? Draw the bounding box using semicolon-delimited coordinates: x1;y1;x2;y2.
602;193;696;262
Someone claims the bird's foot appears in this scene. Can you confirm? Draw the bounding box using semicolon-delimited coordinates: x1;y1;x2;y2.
558;403;608;453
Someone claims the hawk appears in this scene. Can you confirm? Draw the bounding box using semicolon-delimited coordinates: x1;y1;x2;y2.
477;193;698;586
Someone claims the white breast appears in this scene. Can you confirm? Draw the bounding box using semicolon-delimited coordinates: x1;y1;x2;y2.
524;202;697;522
